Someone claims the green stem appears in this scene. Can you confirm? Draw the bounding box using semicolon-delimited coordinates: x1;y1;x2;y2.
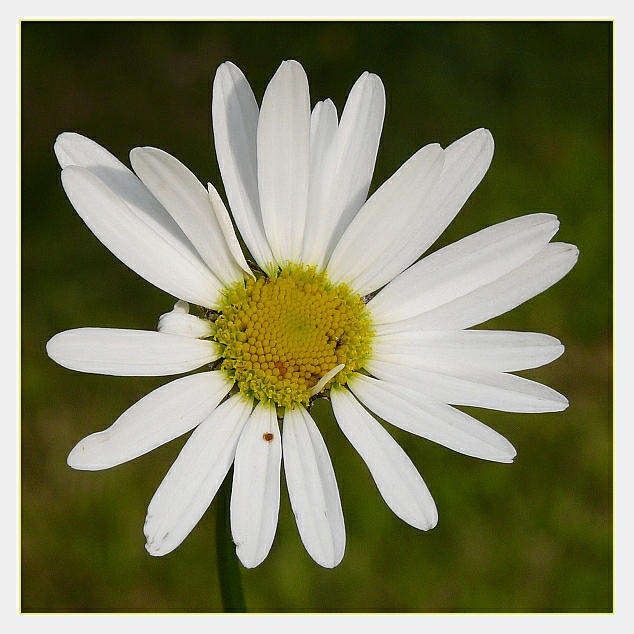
215;470;247;613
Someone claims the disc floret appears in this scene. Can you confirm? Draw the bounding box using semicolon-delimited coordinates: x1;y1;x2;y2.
214;265;374;409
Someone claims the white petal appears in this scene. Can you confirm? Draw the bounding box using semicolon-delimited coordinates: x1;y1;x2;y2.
54;132;200;258
322;72;385;254
130;147;245;287
415;126;495;250
303;73;386;268
169;299;188;313
60;165;223;308
328;128;494;295
301;99;339;266
257;60;310;265
372;329;564;372
283;406;345;568
376;242;579;333
348;374;517;462
331;387;437;530
310;363;345;396
144;394;253;557
231;401;282;568
157;301;214;338
212;62;275;274
46;328;220;376
310;100;339;179
207;182;254;278
327;142;445;294
364;357;569;413
368;213;560;324
68;371;233;470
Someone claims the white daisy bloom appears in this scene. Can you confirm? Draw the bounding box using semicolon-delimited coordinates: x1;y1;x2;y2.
47;60;578;569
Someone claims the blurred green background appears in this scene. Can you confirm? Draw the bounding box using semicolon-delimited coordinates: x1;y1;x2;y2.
21;20;612;613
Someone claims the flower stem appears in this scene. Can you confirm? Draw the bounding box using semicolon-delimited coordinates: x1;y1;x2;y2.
215;470;247;613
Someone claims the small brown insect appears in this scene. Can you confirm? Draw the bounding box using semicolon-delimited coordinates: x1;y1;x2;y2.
263;432;274;442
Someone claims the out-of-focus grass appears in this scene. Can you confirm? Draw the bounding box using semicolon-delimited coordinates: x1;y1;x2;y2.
21;20;612;613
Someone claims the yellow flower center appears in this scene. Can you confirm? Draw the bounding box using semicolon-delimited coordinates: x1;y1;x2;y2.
214;265;373;409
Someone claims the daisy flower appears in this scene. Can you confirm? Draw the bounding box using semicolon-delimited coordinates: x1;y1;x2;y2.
47;60;578;569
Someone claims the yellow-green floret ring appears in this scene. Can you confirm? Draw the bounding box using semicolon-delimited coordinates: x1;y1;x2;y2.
213;265;374;409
